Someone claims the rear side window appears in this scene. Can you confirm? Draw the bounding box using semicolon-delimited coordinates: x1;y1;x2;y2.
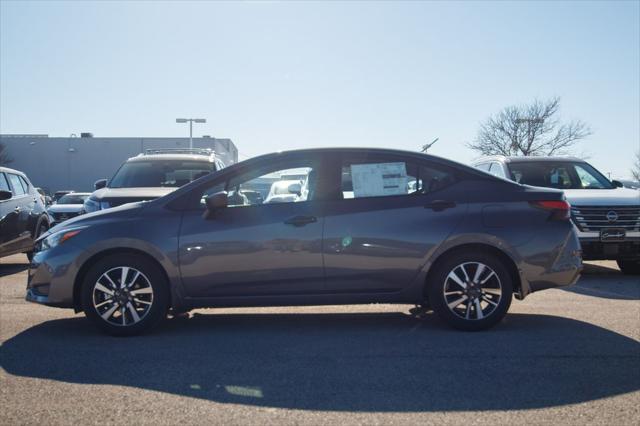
18;175;30;192
341;157;456;199
488;162;506;178
0;173;10;193
7;174;26;196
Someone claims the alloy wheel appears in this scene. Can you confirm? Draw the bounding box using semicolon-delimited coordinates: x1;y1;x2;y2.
443;261;502;321
92;266;154;327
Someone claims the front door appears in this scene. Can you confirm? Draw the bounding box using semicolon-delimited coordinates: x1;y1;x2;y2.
178;155;326;298
322;153;467;293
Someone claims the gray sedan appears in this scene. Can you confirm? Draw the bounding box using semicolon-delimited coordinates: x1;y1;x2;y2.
27;148;582;335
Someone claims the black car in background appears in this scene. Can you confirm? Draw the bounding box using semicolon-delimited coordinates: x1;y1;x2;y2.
0;167;51;260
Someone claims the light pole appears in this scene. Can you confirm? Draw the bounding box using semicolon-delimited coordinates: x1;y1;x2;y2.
176;118;206;149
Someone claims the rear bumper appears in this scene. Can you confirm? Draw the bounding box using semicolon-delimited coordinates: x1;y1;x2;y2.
520;228;583;297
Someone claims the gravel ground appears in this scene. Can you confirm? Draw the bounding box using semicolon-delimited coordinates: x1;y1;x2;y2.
1;254;639;425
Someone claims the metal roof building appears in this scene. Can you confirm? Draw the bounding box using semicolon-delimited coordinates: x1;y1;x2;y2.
0;134;238;194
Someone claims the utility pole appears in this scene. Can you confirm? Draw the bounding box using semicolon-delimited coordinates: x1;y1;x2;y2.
176;118;207;149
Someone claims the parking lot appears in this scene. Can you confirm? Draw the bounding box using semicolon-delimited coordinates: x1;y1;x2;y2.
0;253;638;425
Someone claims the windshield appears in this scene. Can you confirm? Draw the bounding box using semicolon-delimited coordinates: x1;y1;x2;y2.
57;194;89;204
507;161;614;189
109;160;214;188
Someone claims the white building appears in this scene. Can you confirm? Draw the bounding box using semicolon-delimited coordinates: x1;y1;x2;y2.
0;134;238;193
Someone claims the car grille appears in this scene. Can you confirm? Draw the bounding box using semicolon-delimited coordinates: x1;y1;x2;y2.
52;211;80;222
571;205;640;232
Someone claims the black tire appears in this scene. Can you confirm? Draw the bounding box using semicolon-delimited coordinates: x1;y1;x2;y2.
427;250;513;331
26;220;48;262
81;254;169;336
617;260;640;275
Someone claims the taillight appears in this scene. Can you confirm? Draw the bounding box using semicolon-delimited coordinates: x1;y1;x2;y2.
529;200;571;221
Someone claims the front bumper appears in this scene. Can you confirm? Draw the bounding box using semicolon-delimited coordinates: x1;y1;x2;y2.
576;228;640;261
26;246;79;309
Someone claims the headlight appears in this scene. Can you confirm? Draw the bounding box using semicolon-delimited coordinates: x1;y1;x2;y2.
41;227;86;251
83;197;100;213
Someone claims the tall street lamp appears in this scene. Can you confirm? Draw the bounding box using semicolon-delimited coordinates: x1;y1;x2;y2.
176;118;207;149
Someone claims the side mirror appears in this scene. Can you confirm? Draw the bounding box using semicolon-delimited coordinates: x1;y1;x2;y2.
203;191;228;219
0;189;12;201
288;183;302;196
94;179;107;190
611;180;623;188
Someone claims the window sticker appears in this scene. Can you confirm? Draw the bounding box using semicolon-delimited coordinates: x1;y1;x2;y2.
350;162;408;197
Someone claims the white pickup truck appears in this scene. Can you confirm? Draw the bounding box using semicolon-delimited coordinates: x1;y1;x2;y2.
472;156;640;275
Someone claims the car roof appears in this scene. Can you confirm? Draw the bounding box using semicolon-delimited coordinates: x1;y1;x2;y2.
126;153;216;162
0;166;26;175
473;155;585;164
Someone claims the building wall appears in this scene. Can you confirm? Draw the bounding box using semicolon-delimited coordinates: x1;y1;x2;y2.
0;135;238;193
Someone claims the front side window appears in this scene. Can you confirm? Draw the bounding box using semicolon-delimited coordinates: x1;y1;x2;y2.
0;173;10;193
7;174;26;196
341;157;456;199
199;159;319;208
110;160;214;188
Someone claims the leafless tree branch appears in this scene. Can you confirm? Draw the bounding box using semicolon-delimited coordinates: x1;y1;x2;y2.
467;97;592;157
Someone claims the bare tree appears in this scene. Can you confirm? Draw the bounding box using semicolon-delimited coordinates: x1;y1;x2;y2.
632;151;640;181
468;97;592;157
0;142;11;166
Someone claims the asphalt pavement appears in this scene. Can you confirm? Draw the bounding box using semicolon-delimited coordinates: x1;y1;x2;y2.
1;254;639;425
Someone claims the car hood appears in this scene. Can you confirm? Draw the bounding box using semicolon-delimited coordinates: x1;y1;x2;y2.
44;201;146;236
91;187;177;201
563;188;640;206
47;204;84;213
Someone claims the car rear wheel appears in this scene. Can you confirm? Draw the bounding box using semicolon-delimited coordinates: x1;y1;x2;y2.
427;251;513;331
616;260;640;275
81;254;169;336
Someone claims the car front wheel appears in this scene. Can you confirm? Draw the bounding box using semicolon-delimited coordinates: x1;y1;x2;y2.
427;251;513;331
81;254;169;336
617;260;640;275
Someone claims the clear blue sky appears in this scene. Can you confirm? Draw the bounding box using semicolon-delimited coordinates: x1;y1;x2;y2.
1;0;638;178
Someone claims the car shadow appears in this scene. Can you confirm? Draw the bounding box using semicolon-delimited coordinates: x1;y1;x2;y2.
562;264;640;300
1;312;639;412
0;262;28;278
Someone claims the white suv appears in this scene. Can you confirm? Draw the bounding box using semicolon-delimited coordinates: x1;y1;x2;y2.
473;156;640;274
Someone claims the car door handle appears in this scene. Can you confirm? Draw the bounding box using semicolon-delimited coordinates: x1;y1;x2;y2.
284;215;317;227
425;200;456;212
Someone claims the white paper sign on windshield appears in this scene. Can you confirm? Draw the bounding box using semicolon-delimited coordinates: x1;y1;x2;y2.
350;162;408;197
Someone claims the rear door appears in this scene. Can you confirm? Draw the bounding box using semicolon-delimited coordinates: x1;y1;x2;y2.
322;152;468;293
0;173;32;255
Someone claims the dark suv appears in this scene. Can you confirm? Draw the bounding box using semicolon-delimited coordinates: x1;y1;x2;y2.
83;148;226;214
0;167;50;259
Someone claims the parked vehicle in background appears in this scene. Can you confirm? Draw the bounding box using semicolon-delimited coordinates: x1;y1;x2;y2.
35;187;52;206
47;192;91;226
617;179;640;190
264;179;305;203
28;148;581;335
239;189;263;205
53;190;75;203
0;167;51;260
83;148;226;213
472;156;640;274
